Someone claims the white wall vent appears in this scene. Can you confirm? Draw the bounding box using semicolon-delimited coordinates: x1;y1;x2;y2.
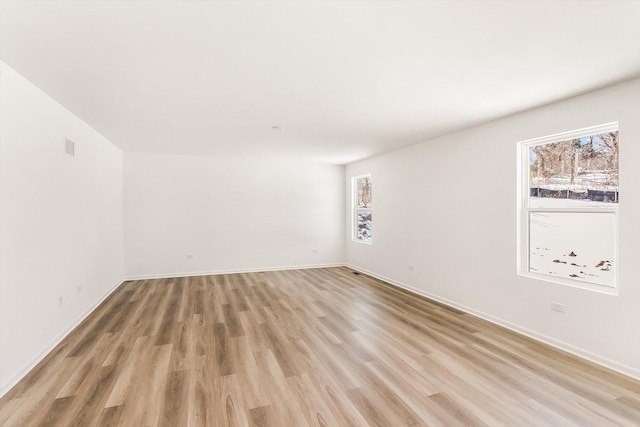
64;138;75;156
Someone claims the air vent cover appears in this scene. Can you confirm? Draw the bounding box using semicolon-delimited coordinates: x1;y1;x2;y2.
64;138;75;156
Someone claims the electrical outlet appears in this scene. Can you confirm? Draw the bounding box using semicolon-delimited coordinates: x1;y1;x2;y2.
312;248;318;253
58;296;63;308
550;302;565;313
77;285;82;293
408;265;414;271
186;254;194;259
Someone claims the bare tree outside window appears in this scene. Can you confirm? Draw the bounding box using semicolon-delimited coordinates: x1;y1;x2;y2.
529;131;619;205
357;176;372;208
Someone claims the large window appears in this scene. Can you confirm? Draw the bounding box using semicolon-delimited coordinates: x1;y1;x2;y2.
353;174;372;243
518;123;619;293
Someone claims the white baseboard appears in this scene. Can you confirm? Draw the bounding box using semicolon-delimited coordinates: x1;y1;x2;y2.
346;263;640;382
125;262;345;281
0;277;125;398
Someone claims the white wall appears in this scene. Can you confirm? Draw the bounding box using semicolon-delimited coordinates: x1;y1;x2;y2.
0;62;124;394
124;152;344;278
346;78;640;379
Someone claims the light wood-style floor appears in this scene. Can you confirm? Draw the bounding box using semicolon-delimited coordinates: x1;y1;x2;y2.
1;267;639;426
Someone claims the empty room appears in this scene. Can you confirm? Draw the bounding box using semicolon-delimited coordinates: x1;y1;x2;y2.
1;0;640;425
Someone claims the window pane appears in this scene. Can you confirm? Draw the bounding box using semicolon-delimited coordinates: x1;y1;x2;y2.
529;212;615;287
529;131;619;207
356;209;372;242
356;176;372;208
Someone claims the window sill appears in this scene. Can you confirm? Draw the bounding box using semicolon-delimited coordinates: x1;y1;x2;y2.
518;271;618;296
352;239;372;245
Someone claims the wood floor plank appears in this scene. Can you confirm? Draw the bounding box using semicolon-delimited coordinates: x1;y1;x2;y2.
159;369;188;427
1;266;639;426
247;405;272;427
95;405;123;426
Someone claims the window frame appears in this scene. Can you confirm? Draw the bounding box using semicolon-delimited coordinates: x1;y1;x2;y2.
352;173;372;245
517;122;619;295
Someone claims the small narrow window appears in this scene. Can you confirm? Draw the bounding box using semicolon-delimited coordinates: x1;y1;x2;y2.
518;123;619;293
353;174;372;243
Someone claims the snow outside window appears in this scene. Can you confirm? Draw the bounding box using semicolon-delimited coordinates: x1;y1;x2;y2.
353;174;372;243
518;123;619;294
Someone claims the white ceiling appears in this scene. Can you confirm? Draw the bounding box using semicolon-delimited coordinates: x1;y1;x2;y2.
1;1;639;164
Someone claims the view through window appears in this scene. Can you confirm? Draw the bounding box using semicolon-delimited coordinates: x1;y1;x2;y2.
354;174;372;243
520;123;618;291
